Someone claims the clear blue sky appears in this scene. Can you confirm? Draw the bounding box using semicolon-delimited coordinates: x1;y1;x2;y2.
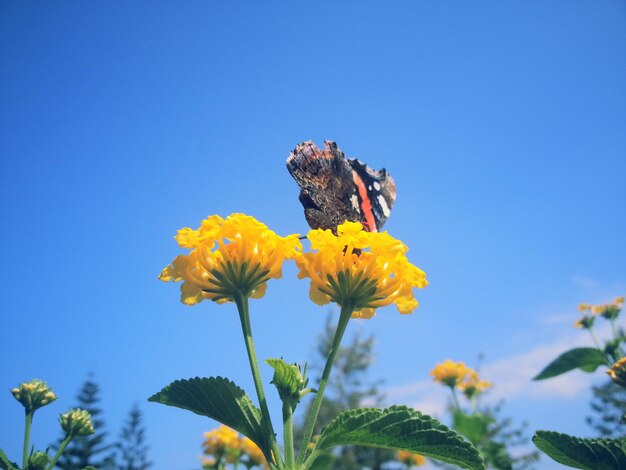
1;2;625;469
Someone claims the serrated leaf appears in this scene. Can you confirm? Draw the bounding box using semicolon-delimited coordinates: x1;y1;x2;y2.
148;377;269;457
532;348;606;380
453;411;490;445
0;449;19;470
315;405;484;469
533;430;626;469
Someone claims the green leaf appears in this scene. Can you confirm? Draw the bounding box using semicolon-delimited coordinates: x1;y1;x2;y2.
533;430;626;469
314;405;484;469
0;449;19;470
148;376;269;456
453;411;490;445
533;348;606;380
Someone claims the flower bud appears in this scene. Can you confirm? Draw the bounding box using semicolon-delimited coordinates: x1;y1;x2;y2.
60;408;95;436
266;358;309;405
11;379;57;414
27;451;50;470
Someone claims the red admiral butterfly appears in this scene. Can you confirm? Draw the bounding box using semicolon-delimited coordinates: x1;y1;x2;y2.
286;140;396;233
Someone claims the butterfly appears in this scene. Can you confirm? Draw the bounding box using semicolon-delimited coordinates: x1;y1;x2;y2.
286;140;396;233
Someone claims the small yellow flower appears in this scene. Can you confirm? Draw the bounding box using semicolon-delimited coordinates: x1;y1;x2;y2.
11;379;57;414
582;297;623;320
202;425;241;456
295;221;427;317
160;214;301;305
574;316;594;329
577;303;591;312
458;371;492;398
430;360;474;388
607;357;626;388
397;450;426;466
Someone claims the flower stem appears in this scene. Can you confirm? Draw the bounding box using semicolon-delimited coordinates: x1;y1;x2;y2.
23;411;33;469
46;433;72;470
234;294;284;470
451;386;461;411
283;401;295;468
297;303;353;466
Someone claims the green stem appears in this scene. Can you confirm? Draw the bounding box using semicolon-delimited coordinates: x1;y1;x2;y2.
451;386;461;411
588;327;613;366
23;411;33;469
234;294;284;470
283;401;295;468
46;433;73;470
297;303;353;466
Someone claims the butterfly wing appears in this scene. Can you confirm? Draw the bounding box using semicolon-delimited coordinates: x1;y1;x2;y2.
348;158;396;232
287;140;395;232
287;141;361;232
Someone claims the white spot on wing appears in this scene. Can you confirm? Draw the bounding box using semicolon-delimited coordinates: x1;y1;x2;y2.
350;194;360;211
373;182;381;191
377;195;390;217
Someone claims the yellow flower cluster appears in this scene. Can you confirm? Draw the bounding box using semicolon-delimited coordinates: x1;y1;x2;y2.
430;360;473;387
295;221;428;318
11;379;57;414
576;296;623;328
202;425;267;468
458;370;493;398
397;450;426;466
607;357;626;388
202;425;241;457
430;360;492;397
578;296;623;316
160;214;301;305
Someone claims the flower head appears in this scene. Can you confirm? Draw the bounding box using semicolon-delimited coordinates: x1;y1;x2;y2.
458;371;492;399
574;316;595;329
160;214;301;305
202;425;241;458
11;379;57;414
295;221;427;318
60;408;95;436
607;357;626;388
397;450;426;466
241;436;268;468
430;360;474;388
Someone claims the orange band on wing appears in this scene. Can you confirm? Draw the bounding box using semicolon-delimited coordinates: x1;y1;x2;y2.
352;170;377;232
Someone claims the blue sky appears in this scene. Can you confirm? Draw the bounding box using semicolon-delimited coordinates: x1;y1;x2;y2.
1;2;625;469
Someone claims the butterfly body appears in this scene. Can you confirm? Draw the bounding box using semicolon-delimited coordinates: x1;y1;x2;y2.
286;140;396;232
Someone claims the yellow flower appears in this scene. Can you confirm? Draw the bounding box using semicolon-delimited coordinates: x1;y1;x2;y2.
577;303;591;312
202;425;241;456
582;297;623;320
160;214;301;305
574;316;594;329
430;360;474;388
397;450;426;466
11;379;57;414
295;221;427;317
241;436;268;468
607;357;626;388
458;371;492;398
